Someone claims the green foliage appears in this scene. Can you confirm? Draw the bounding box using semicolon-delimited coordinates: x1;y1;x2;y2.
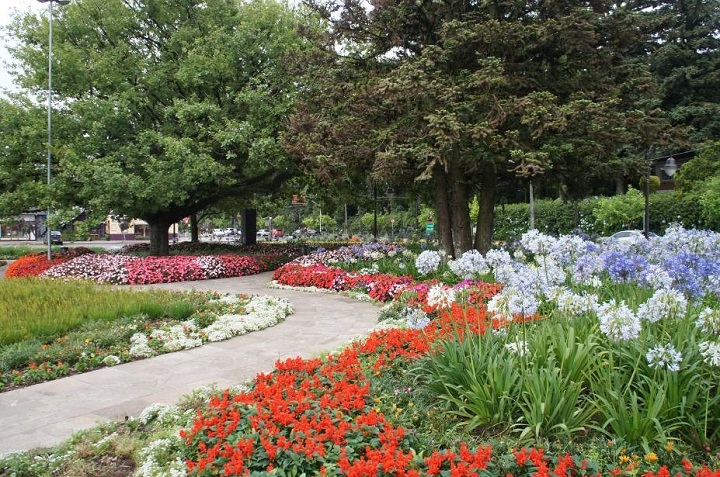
699;177;720;230
302;213;337;232
674;144;720;194
7;0;311;255
414;333;519;435
0;279;193;347
592;187;645;235
414;320;605;442
492;198;599;243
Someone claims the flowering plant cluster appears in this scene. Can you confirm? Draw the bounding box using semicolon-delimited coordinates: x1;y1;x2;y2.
181;324;510;476
33;253;265;284
290;242;406;267
0;292;292;392
273;228;720;455
180;298;720;476
272;263;417;302
129;294;292;357
4;247;94;278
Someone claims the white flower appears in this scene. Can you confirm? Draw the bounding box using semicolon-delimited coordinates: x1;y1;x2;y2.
520;229;555;255
136;437;188;477
138;403;182;426
696;307;720;335
129;333;155;358
641;265;674;290
448;250;490;279
597;300;641;342
646;343;683;371
194;255;226;279
102;355;121;366
549;287;598;316
484;249;513;269
426;284;456;309
202;296;292;342
698;341;720;367
637;288;688;323
505;340;529;356
405;308;431;329
487;286;539;318
415;250;443;275
367;251;385;260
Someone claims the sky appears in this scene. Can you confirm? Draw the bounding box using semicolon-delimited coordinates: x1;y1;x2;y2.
0;2;45;96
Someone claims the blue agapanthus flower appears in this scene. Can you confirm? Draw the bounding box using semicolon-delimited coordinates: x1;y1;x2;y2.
662;252;720;300
602;252;649;284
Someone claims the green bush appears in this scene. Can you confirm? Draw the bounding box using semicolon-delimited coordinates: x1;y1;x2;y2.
492;198;598;242
491;189;715;241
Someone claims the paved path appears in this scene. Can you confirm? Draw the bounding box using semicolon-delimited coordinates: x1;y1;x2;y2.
0;272;381;454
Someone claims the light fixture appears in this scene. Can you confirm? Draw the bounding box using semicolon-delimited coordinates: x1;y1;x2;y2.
662;156;678;178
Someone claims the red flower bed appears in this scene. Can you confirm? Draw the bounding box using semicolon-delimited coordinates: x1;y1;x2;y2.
272;263;349;290
6;250;271;285
217;254;262;277
4;247;94;278
273;263;420;302
126;256;207;284
181;337;499;476
181;302;720;476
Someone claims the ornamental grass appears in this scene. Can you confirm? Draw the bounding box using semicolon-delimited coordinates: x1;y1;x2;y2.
0;278;192;347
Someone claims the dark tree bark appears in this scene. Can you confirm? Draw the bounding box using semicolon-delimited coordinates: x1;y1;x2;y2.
474;163;497;253
149;219;172;256
190;214;199;242
615;176;625;195
449;159;472;256
433;165;455;257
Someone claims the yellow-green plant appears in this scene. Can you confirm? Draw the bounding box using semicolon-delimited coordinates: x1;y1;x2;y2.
0;278;194;346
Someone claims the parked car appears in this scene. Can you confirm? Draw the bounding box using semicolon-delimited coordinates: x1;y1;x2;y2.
272;229;284;238
608;230;658;242
256;229;270;238
292;227;318;237
46;230;63;245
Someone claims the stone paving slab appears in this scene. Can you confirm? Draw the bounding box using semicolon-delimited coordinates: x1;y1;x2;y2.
0;272;380;454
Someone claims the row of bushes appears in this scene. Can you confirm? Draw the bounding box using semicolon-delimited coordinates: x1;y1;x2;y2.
492;190;708;243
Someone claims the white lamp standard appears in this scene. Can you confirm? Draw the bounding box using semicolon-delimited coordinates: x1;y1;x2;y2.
38;0;70;260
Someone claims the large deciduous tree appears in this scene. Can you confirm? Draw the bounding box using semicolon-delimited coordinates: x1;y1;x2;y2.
284;0;671;255
0;98;47;217
8;0;308;255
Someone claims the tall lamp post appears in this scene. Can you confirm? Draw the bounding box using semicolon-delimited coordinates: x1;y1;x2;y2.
39;0;70;260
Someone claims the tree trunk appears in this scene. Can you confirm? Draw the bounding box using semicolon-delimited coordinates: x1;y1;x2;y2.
614;175;624;195
433;165;455;257
149;219;171;256
474;163;497;253
449;161;472;256
572;200;580;229
190;214;199;242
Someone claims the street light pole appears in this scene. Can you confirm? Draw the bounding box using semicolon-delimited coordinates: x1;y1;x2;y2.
39;0;70;260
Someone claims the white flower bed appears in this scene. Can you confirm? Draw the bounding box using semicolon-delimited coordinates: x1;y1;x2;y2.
129;294;293;358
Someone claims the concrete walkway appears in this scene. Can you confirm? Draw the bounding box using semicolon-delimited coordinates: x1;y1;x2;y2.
0;272;381;454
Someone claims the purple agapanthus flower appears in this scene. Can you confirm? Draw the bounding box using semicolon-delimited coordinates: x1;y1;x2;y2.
662;252;720;299
602;252;649;284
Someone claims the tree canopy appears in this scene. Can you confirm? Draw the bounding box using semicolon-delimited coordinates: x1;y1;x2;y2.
283;0;678;255
6;0;310;254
